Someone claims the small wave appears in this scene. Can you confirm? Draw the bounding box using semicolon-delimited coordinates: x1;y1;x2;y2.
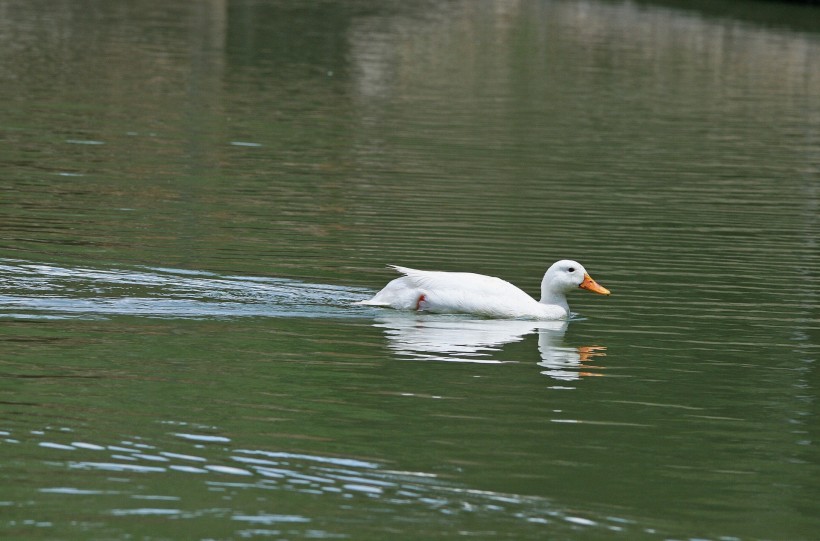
0;259;372;321
9;425;634;537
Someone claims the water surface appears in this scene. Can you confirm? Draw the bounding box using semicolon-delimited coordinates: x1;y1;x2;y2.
1;0;819;539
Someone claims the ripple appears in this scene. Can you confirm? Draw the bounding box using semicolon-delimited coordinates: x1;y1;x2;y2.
173;433;231;443
12;425;633;536
39;487;115;495
232;514;311;524
109;508;181;516
69;462;166;473
0;259;372;321
39;442;76;450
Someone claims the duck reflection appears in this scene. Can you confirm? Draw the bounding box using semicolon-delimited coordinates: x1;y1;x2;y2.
372;314;606;380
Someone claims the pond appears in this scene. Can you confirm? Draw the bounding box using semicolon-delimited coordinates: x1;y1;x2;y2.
1;1;819;539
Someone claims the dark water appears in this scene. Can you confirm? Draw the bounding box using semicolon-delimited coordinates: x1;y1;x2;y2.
1;1;819;539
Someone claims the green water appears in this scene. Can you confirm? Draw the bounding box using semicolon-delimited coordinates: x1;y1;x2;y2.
1;1;819;539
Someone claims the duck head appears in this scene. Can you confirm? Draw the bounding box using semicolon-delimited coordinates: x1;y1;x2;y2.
540;260;610;307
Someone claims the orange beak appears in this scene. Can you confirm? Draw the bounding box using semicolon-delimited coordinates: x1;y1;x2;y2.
579;273;610;296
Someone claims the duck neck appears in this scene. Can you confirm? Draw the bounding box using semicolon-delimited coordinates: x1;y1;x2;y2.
540;284;570;315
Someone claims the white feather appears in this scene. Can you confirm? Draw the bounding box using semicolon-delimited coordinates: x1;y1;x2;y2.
357;260;608;320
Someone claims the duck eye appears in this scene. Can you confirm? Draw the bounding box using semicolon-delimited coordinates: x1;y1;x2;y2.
567;267;575;273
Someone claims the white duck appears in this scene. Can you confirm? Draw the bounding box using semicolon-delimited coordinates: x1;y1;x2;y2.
357;259;610;320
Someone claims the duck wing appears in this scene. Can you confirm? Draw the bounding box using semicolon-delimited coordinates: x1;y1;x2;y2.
389;265;539;316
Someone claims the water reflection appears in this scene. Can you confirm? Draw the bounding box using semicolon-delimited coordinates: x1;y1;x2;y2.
372;314;607;380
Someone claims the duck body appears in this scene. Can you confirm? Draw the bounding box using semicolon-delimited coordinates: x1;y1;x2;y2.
357;260;610;321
